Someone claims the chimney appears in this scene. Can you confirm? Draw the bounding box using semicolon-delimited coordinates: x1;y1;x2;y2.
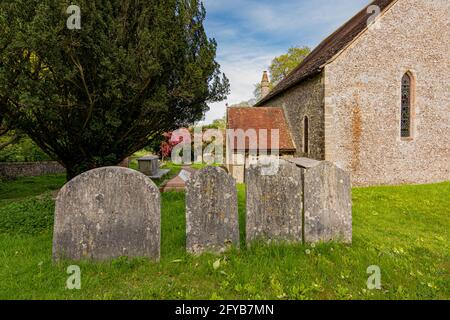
261;71;270;99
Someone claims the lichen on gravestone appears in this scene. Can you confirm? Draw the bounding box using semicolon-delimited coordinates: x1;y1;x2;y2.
186;166;239;255
246;160;303;245
303;161;352;244
53;167;160;262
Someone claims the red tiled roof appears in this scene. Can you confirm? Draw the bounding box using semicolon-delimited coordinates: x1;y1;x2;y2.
227;107;296;152
256;0;397;106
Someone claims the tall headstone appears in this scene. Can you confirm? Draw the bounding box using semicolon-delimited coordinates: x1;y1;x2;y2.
303;161;352;244
53;167;160;261
246;160;303;244
186;167;239;254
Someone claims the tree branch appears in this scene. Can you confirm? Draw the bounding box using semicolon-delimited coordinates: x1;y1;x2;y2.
69;53;95;130
0;133;21;151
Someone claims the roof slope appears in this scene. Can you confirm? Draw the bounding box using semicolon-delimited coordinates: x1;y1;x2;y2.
257;0;397;106
227;107;296;152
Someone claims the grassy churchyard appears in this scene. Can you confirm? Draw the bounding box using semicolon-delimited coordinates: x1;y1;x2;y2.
0;164;448;300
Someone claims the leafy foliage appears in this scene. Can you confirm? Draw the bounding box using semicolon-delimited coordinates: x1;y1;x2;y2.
0;134;51;162
0;195;55;235
0;108;23;151
269;46;311;84
0;0;229;179
204;117;226;130
160;131;184;160
254;46;311;100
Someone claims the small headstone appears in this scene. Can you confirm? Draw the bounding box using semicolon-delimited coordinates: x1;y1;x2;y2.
138;155;159;175
178;169;193;182
287;157;321;169
53;167;160;261
186;167;239;254
160;167;197;192
160;175;186;192
246;160;303;244
303;161;352;244
138;155;169;179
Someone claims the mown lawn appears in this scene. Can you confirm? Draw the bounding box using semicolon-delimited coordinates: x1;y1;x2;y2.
0;171;448;300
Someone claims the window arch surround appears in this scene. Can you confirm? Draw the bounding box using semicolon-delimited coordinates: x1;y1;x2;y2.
400;71;416;140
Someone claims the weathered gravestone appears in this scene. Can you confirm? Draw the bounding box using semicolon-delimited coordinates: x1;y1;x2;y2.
186;167;239;254
138;155;169;179
137;155;159;176
53;167;160;261
301;160;352;244
246;160;303;245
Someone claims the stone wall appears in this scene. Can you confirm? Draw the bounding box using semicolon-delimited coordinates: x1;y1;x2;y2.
324;0;450;186
0;161;65;180
261;74;325;160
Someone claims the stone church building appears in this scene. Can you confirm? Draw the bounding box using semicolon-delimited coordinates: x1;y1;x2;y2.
227;0;450;186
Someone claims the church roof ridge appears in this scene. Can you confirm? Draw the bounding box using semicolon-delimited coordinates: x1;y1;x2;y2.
256;0;398;106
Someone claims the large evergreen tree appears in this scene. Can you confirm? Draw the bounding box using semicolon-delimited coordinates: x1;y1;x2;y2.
0;0;229;179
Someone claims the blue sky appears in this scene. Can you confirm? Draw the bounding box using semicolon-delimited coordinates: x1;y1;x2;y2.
201;0;370;123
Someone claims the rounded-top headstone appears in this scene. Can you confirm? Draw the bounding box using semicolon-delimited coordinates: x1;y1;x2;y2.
303;161;352;244
246;160;303;244
186;166;239;254
53;167;160;261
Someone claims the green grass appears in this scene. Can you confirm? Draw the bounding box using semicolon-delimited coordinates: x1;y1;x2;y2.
0;174;66;205
0;173;448;300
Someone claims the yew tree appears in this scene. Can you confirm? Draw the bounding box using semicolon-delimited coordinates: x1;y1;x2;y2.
0;0;229;179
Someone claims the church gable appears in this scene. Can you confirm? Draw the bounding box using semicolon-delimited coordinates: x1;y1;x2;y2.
255;0;449;186
323;0;450;186
257;0;398;106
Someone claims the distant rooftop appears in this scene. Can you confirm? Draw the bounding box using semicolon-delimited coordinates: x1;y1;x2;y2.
227;107;296;152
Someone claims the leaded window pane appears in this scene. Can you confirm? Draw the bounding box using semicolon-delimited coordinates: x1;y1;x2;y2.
401;74;411;137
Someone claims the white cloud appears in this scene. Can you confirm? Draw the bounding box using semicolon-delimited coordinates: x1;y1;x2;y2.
204;43;281;124
201;0;370;124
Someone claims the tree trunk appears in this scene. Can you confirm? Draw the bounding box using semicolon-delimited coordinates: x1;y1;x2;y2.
64;156;128;181
64;161;94;181
65;167;78;182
